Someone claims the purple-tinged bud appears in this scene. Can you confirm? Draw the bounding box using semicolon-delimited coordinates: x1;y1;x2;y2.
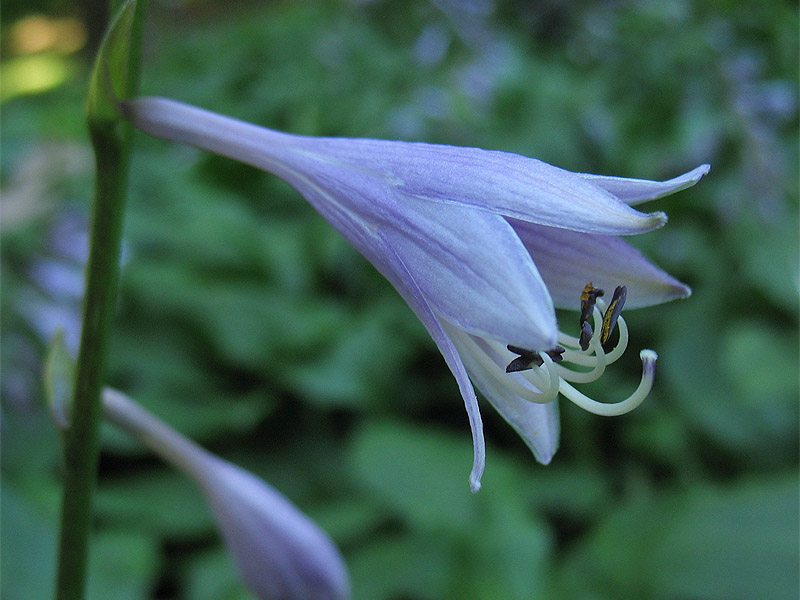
103;389;350;600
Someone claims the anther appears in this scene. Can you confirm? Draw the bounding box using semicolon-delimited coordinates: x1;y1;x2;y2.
579;282;604;350
579;320;594;351
505;345;543;373
579;282;604;328
600;285;627;344
505;344;566;373
545;346;565;363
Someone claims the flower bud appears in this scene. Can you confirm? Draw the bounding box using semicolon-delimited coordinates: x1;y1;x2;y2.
103;388;349;600
199;453;350;600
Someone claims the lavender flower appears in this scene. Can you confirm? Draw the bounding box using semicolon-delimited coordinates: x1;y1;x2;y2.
123;97;709;491
103;388;350;600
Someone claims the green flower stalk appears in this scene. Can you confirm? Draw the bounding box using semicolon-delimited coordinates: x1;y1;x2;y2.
54;2;147;599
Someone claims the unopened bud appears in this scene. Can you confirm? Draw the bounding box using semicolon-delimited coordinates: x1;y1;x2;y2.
103;389;350;600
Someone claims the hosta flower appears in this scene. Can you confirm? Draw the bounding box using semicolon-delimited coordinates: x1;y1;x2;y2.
123;97;709;491
103;388;350;600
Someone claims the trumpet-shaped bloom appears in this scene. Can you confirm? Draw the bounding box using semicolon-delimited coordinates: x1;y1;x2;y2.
103;388;350;600
123;97;709;491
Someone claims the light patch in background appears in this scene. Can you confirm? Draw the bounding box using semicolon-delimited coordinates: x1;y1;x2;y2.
9;15;87;55
1;15;87;101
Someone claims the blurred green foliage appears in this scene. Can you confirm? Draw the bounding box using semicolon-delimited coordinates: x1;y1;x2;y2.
1;1;798;599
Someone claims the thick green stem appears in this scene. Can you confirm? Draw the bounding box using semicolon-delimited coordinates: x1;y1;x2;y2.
54;127;130;600
54;2;147;599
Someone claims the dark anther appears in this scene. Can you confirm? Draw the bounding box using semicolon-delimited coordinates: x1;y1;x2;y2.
579;282;604;328
545;346;566;363
579;320;594;351
506;345;543;372
578;282;604;351
600;285;627;344
506;344;565;372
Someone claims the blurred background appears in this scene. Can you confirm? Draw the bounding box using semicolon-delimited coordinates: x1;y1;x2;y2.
2;1;798;599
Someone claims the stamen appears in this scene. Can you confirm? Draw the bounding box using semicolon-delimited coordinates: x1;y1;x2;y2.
462;334;556;402
600;311;629;364
600;285;627;345
558;350;657;416
490;283;654;418
558;305;606;366
530;352;562;404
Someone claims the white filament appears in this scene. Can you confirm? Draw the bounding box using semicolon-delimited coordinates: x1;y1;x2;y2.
558;350;657;416
458;299;656;416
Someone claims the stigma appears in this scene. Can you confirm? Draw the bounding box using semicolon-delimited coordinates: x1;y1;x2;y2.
482;283;658;416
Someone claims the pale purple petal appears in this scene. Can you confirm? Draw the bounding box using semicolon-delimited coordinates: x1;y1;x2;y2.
374;233;487;492
294;136;669;235
511;220;691;309
487;396;560;466
576;164;710;206
379;201;557;349
274;165;558;350
249;175;492;490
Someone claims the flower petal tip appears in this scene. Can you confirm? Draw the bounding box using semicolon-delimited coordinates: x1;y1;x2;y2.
469;477;482;493
661;280;691;302
578;163;711;206
533;447;556;465
686;163;711;183
659;163;711;195
673;163;711;191
469;462;484;493
648;210;668;230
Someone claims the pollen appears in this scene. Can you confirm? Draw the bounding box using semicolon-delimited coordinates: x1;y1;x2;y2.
579;282;604;350
600;285;627;345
